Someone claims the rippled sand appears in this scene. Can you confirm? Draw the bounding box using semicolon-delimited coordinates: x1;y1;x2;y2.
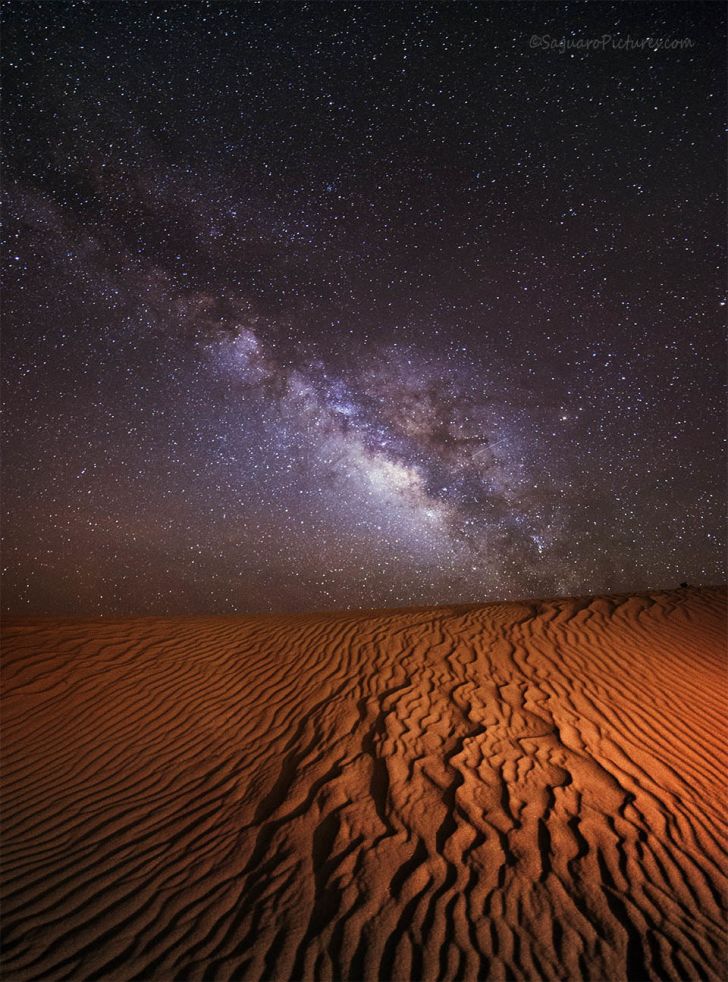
2;587;726;981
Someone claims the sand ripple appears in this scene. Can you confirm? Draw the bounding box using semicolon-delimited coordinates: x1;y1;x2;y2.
2;587;726;980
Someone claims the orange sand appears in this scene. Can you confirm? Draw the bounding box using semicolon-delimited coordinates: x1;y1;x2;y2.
1;587;726;981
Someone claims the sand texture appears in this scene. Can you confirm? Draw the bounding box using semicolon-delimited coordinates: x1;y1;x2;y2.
1;587;726;981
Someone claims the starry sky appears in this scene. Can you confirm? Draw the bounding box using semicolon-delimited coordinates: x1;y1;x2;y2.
2;1;725;616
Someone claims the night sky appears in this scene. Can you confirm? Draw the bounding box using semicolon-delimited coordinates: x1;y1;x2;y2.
2;1;725;616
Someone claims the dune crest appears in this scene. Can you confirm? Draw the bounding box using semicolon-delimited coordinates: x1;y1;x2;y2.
2;587;726;981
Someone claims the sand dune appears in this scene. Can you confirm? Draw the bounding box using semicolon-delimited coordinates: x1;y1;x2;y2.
1;586;726;981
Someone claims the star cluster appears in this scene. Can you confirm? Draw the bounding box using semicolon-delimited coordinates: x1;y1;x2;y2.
2;2;725;615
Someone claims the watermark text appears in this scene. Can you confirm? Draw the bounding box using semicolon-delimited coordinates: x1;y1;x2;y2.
529;34;694;54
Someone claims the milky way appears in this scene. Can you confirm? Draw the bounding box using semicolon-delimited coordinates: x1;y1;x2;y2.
2;2;725;614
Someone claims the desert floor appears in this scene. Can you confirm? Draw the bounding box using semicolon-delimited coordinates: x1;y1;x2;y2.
1;586;726;981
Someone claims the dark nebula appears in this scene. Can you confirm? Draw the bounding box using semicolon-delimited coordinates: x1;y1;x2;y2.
2;1;725;615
